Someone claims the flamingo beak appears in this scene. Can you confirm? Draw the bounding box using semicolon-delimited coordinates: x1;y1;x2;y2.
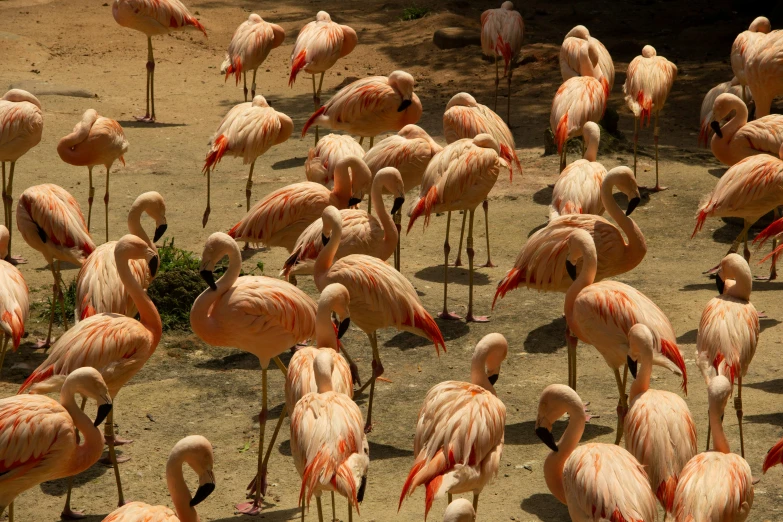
535;426;559;452
190;481;215;507
716;274;725;294
711;121;723;139
626;197;641;216
321;234;330;246
200;270;217;291
94;403;113;427
148;256;159;278
397;99;412;112
566;260;578;281
357;475;367;503
153;223;168;242
488;374;499;385
337;318;351;339
627;356;638;379
391;197;405;216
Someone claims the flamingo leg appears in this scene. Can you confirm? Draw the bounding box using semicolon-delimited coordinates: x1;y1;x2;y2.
202;168;211;228
705;408;711;451
362;331;384;433
473;493;479;513
104;167;110;243
466;210;489;323
62;398;88;519
359;137;364;146
613;366;629;445
86;166;94;232
506;64;512;125
2;162;7;231
246;160;255;212
393;210;402;271
339;345;361;386
312;74;320;145
479;200;495;267
38;262;59;349
452;211;466;267
438;211;461;320
369;136;374;149
3;162;23;264
243;72;248;102
348;501;352;522
0;336;8;376
648;111;667;192
493;55;499;112
743;220;752;262
331;491;336;522
316;72;324;106
237;366;269;515
633;116;638;178
448;493;453;504
104;409;126;507
736;373;745;458
57;261;69;333
566;326;578;390
316;496;324;522
251;68;257;100
137;36;156;122
8;502;12;522
367;195;372;216
559;142;567;173
706;219;754;275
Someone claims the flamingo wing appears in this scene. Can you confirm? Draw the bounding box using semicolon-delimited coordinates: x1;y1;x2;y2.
559;36;584;80
443;104;519;171
230;107;284;164
114;0;206;35
322;77;396;124
550;160;606;218
550;77;606;147
673;452;754;521
0;100;43;159
364;132;441;192
102;502;178;522
285;348;353;413
290;20;345;79
0;261;28;348
696;296;759;384
623;56;677;120
287;210;378;271
735;115;783;155
699;79;746;146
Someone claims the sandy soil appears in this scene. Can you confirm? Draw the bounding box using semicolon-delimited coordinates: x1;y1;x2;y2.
2;0;783;520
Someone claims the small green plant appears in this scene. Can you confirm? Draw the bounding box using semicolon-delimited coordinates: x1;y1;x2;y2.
40;278;77;327
157;237;201;272
401;5;429;21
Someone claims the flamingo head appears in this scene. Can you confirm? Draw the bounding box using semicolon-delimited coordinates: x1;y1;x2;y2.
389;71;416;112
642;45;657;58
63;368;113;427
750;16;771;33
115;234;159;278
445;92;478;111
535;384;585;452
199;232;237;290
168;435;216;507
321;283;351;339
626;324;655;379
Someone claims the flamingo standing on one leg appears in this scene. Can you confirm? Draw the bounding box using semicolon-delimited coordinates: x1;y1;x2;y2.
112;0;206;122
709;93;783;166
102;436;216;522
306;134;365;187
732;17;771;105
57;109;129;242
534;384;657;521
399;333;507;519
560;25;614;91
314;206;446;432
75;191;167;321
0;368;112;520
0;225;28;374
0;89;43;264
18;235;161;516
699;78;753;147
190;232;317;515
743;23;783;118
221;14;285;102
480;2;524;123
16;184;96;348
202;94;293;226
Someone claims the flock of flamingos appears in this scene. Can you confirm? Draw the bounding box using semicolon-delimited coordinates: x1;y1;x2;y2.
3;0;783;521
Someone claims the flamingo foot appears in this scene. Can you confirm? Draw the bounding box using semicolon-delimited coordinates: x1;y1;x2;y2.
4;255;27;265
246;466;268;498
451;258;463;267
99;454;131;465
752;476;761;485
757;311;768;319
438;311;462;320
466;314;490;323
60;508;86;520
641;184;668;193
134;115;156;123
546;183;555;189
755;267;777;281
35;338;53;349
235;501;262;516
479;260;497;268
106;435;133;446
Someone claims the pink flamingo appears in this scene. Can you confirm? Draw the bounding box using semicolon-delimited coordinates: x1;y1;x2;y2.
443;499;475;522
16;184;96;348
743;24;783;118
102;435;215;522
399;333;507;519
480;2;524;122
202;94;293;226
408;134;510;322
314;206;446;432
564;229;687;444
672;375;754;521
112;0;206;122
560;25;615;91
75;191;167;321
709;93;783;165
0;368;111;521
699;77;752;146
221;13;285;102
57;109;129;242
549;121;606;219
301;71;423;148
190;232;317;515
306;133;364;187
624;324;697;516
551;42;608;172
623;45;677;191
535;383;657;521
0;89;43;263
18;235;161;515
732;17;771;104
754;216;783;263
0;225;28;375
291;351;369;522
696;253;759;459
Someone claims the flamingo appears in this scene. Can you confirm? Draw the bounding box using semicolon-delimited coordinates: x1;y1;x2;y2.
699;77;753;147
0;225;28;375
696;253;759;459
623;45;677;191
190;232;317;515
560;25;615;91
0;89;43;264
709;93;783;166
282;166;404;281
314;206;446;432
549;121;607;220
408;134;510;323
563;229;687;444
16;184;96;348
75;191;167;321
551;41;608;172
742;23;782;117
732;17;771;104
290;351;369;522
442;92;520;268
112;0;206;122
56;109;129;242
443;499;475;522
306;133;365;187
672;375;754;521
102;435;216;522
221;13;285;102
18;235;161;514
201;94;293;226
301;70;423;149
480;2;524;123
0;368;111;521
535;384;657;522
754;216;783;264
624;324;697;516
399;333;507;519
764;434;783;476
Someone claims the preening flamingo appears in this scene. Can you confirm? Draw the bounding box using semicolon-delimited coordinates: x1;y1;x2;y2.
564;229;687;444
480;2;524;122
102;435;216;522
696;253;759;458
560;25;615;91
535;384;657;521
306;133;364;187
314;206;446;432
623;45;677;191
443;499;476;522
18;235;160;514
0;89;43;263
549;121;607;219
399;333;507;519
301;70;422;148
742;23;783;117
291;351;369;522
221;13;285;102
0;368;111;520
699;77;753;147
709;93;783;166
190;232;317;515
202;94;293;226
408;134;509;322
732;17;771;104
16;184;96;348
672;375;754;521
75;191;167;322
0;225;28;374
624;324;697;516
112;0;206;122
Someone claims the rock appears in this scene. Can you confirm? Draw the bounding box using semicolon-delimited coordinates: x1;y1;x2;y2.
433;27;481;50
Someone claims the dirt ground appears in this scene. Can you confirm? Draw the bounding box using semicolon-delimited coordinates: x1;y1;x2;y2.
3;0;783;520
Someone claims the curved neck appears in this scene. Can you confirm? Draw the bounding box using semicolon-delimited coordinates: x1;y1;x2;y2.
167;458;199;522
564;246;597;336
332;158;365;208
544;400;585;504
469;349;495;394
601;176;644;254
314;221;341;290
726;269;752;302
315;301;339;350
584;133;598;162
709;402;730;454
629;351;653;401
718;101;748;142
127;205;152;249
117;252;161;347
60;386;104;474
190;243;242;344
371;175;398;255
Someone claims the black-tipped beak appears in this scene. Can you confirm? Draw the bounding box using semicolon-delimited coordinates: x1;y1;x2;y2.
357;475;367;503
716;273;725;294
348;197;362;207
148;256;159;278
200;270;217;291
711;120;723;139
321;233;330;246
153;223;168;242
337;318;351;339
535;426;558;452
488;374;499;385
626;197;640;216
391;197;405;216
397;99;412;112
190;482;215;507
627;356;638;379
94;403;113;427
566;260;577;281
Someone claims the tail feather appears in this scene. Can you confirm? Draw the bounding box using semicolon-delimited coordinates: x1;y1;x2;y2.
18;365;55;394
399;459;427;511
495;35;513;76
289;50;308;87
406;185;438;234
281;248;301;280
409;308;446;355
1;310;24;349
181;14;207;37
493;268;522;309
698;120;711;148
660;339;687;394
753;217;783;248
423;475;443;520
203;135;229;174
79;300;97;322
691;209;708;239
656;476;678;514
555;114;569;154
301;106;327;138
225;56;242;85
334;463;361;514
712;352;738;385
299;450;334;509
759;243;783;265
227;220;242;239
764;437;783;473
637;90;652;127
498;144;520;181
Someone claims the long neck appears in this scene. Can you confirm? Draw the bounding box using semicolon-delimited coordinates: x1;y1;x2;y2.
127;205;152;249
544;401;585;504
314;223;341;290
720;101;748;141
584;133;598;162
167;458;199;522
331;162;353;208
564;248;597;337
709;403;730;454
315;301;338;350
372;176;398;256
117;253;161;348
190;245;242;345
61;387;104;475
727;269;752;302
469;350;495;394
601;176;645;257
629;352;652;401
